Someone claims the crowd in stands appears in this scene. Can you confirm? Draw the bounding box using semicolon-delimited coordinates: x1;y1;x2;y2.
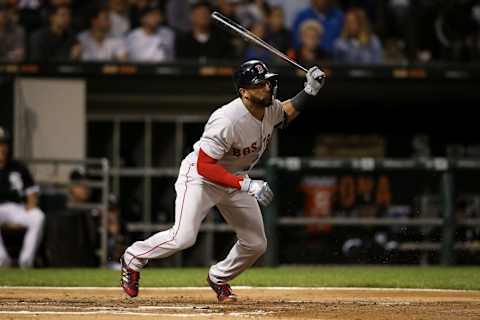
0;0;479;65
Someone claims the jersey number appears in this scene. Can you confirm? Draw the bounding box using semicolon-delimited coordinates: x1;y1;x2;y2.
9;172;23;192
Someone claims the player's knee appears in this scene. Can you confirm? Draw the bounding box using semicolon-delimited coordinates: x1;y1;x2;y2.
256;239;268;255
34;208;45;223
28;208;45;226
246;237;267;255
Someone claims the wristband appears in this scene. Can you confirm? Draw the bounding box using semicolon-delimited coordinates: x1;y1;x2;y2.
291;89;315;112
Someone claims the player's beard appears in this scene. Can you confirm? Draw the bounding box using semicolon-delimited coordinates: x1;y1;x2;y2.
250;93;273;108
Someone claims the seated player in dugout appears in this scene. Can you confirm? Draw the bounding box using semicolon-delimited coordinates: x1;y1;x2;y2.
69;168;92;205
69;168;125;268
0;127;45;268
121;60;325;302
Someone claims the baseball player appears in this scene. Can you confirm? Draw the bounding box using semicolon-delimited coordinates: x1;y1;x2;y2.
121;60;325;302
0;127;45;268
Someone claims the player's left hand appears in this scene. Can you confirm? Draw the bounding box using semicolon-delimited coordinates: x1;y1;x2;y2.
304;66;325;96
240;178;274;207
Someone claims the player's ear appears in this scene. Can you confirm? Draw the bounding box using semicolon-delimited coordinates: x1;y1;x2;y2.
239;88;247;98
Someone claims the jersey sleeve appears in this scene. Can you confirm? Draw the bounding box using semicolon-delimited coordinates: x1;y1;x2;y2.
271;99;288;129
199;112;235;160
18;162;39;196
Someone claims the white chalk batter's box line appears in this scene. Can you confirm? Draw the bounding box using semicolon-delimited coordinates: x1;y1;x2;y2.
0;310;273;317
0;286;476;293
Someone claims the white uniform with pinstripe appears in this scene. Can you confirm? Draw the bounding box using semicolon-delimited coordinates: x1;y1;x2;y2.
124;97;286;284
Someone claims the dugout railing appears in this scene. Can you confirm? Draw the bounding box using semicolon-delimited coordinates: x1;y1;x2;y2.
23;158;110;267
264;157;480;266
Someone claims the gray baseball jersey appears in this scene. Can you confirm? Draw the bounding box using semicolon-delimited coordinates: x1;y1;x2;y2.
187;97;286;176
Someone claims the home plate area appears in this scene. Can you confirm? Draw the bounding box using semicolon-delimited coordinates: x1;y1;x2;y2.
0;287;479;319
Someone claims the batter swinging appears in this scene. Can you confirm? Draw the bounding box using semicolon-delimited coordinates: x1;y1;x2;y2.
121;60;325;302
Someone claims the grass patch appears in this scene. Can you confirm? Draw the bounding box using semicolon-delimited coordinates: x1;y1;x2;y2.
1;267;479;290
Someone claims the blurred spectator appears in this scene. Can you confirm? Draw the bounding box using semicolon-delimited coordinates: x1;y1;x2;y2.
338;0;380;23
292;0;344;54
15;0;44;35
69;168;91;204
29;5;80;61
48;0;71;7
215;0;241;22
434;1;480;63
176;1;233;62
126;4;174;62
0;127;45;268
68;168;124;269
266;5;290;55
237;0;270;28
213;0;246;56
381;0;415;62
64;167;98;267
16;0;41;8
333;7;383;64
108;0;130;37
243;20;270;61
78;6;127;61
0;4;25;62
267;0;309;28
165;0;191;33
362;0;438;64
68;0;100;32
288;19;328;67
130;0;152;29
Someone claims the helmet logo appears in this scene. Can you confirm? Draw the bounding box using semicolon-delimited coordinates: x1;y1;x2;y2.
255;64;265;74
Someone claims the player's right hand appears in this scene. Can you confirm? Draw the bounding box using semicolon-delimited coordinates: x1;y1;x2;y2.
304;66;325;96
240;178;274;207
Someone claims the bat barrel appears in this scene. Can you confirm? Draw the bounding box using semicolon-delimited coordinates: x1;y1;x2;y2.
211;11;309;73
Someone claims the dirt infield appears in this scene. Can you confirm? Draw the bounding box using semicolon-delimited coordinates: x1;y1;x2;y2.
1;287;480;319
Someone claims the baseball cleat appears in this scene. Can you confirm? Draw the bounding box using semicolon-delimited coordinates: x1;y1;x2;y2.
207;276;238;303
120;256;140;297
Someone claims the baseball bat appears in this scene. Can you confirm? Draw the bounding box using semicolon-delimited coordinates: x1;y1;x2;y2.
211;11;309;73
